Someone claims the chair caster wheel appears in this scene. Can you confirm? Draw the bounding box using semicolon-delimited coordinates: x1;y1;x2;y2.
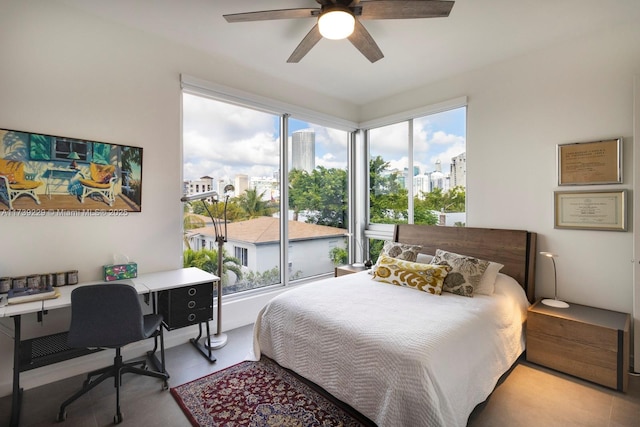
57;411;67;422
114;413;123;424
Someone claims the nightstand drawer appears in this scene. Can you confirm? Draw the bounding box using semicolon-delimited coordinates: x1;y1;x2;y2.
527;313;619;352
526;300;629;392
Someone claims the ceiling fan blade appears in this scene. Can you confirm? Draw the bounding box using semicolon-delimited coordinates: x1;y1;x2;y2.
224;8;318;23
348;20;384;63
358;0;454;20
287;24;323;63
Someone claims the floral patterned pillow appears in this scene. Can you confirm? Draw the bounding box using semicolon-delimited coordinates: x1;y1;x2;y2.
369;241;424;274
431;249;490;297
372;254;451;295
380;241;423;262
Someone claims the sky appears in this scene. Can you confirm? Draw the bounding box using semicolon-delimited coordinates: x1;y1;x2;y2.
182;93;466;183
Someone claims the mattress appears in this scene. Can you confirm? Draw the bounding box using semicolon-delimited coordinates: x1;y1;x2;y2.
251;270;530;427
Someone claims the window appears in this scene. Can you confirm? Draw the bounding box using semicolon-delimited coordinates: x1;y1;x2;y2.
287;118;349;281
369;121;409;224
182;81;356;296
54;138;89;162
183;93;281;295
366;104;467;260
234;246;248;267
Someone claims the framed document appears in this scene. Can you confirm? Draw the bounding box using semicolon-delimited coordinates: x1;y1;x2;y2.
557;138;622;185
554;190;627;231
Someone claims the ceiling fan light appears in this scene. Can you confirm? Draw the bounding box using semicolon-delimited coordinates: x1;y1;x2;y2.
318;8;355;40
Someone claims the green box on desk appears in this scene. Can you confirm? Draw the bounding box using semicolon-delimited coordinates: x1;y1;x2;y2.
103;263;137;281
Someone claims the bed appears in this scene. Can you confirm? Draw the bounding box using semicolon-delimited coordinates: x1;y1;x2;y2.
251;224;537;427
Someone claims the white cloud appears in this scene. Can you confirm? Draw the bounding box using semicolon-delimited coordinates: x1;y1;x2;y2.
183;94;465;183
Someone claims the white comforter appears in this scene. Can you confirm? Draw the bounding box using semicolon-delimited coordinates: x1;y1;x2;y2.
251;271;530;427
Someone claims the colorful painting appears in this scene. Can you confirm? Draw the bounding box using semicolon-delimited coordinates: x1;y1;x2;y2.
0;128;143;213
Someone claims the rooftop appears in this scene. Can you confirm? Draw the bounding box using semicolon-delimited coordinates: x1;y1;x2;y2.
191;216;347;244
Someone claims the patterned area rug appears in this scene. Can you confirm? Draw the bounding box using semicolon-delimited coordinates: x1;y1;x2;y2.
170;357;374;427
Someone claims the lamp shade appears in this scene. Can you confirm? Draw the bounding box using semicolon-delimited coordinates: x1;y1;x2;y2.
318;6;355;40
67;152;80;160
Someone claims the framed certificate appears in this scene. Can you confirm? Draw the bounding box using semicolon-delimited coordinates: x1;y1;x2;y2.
554;190;627;231
557;138;622;185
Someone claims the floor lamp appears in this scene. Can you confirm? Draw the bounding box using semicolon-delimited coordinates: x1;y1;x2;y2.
180;184;235;349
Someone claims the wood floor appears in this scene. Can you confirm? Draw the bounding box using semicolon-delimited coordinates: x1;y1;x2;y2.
1;324;638;426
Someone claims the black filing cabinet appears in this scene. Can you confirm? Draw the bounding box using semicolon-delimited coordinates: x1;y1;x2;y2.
157;282;213;330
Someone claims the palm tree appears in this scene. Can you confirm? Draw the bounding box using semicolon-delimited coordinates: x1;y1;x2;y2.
183;248;242;286
237;188;273;219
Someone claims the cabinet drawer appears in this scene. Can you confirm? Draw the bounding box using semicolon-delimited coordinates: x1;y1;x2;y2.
527;333;618;389
158;282;213;330
161;307;212;330
528;312;618;352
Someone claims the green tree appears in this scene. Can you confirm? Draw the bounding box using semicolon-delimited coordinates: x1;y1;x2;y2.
369;155;408;223
183;214;205;230
288;169;314;221
182;248;242;286
416;186;466;213
237;188;274;219
329;246;348;266
289;167;347;228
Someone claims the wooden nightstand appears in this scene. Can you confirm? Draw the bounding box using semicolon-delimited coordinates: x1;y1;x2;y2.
526;300;630;392
334;264;368;277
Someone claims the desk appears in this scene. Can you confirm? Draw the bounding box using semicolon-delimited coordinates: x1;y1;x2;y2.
137;268;219;362
1;267;218;427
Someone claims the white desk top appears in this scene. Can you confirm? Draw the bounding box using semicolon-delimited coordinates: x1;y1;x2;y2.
0;267;218;318
133;267;218;292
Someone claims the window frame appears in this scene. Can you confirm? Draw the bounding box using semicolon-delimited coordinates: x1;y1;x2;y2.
181;75;359;294
360;97;468;246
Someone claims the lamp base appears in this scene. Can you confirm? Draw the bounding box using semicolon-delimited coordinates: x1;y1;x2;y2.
541;298;570;308
204;333;228;350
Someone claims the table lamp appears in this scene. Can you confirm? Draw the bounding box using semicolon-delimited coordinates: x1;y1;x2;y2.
67;152;80;169
540;251;569;308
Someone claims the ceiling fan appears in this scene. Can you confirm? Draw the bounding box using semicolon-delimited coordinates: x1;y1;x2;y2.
223;0;454;63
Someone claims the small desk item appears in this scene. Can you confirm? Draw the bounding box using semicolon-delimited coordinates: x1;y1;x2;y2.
335;264;368;277
526;300;630;392
1;267;218;427
7;286;58;304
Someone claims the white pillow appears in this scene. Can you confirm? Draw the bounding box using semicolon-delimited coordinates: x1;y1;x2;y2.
474;261;504;295
416;253;434;264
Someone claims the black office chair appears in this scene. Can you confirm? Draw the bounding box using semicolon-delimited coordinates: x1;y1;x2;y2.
57;284;169;424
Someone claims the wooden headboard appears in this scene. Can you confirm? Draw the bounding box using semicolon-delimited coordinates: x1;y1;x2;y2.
394;224;537;303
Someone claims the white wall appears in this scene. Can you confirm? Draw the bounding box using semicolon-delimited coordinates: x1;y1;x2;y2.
0;0;357;397
363;21;640;367
2;0;640;398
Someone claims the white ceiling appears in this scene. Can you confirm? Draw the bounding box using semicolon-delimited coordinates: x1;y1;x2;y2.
57;0;640;106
